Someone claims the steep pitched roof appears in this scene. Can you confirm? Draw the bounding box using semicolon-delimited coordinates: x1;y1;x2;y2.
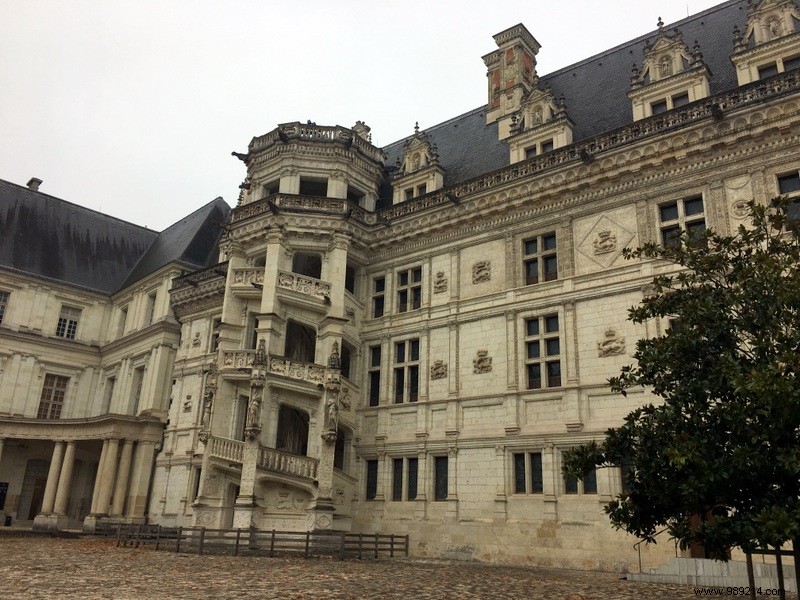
380;0;748;206
0;179;157;294
121;197;230;289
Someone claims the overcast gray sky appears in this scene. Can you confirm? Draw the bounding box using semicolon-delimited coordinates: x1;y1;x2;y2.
1;0;724;231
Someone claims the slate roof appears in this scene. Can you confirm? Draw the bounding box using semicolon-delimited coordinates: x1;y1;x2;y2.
0;178;230;294
379;0;748;209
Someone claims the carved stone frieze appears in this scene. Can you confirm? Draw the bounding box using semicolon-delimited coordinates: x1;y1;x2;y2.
430;360;448;380
472;261;491;283
597;328;626;357
473;350;493;374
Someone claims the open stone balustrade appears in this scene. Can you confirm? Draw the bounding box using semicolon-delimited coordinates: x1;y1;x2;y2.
231;268;264;286
219;351;326;386
206;436;245;463
276;270;331;301
258;446;318;480
231;68;800;228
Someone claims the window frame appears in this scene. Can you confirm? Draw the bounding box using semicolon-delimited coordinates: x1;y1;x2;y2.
371;276;385;319
396;266;422;313
0;290;9;325
658;194;706;248
38;374;70;419
513;451;544;494
524;313;562;389
434;455;448;501
522;232;558;286
55;305;81;340
367;345;381;407
365;459;379;501
393;338;420;403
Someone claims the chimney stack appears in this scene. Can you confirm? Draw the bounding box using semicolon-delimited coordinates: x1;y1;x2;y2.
26;178;42;191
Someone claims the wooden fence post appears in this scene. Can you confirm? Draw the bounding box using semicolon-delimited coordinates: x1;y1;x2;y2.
390;534;395;558
775;548;786;600
134;524;142;548
176;526;183;553
405;535;409;556
746;552;756;600
358;533;363;560
115;523;122;547
339;532;346;561
374;533;378;558
198;527;206;556
155;525;161;551
270;529;276;557
305;531;311;558
235;528;241;556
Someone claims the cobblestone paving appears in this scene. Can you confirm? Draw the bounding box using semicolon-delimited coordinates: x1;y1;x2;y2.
1;535;795;599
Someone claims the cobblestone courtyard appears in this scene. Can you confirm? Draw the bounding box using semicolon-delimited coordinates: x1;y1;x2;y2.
0;534;793;599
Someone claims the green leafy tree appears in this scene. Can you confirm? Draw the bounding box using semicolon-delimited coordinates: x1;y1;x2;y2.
563;198;800;560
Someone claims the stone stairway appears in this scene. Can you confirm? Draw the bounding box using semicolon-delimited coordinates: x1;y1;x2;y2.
628;557;796;592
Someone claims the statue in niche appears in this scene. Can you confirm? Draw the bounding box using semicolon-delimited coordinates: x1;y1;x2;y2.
192;332;202;347
473;349;493;374
324;393;339;432
530;106;543;124
768;17;782;39
411;153;421;171
597;328;626;357
472;261;491;283
593;230;617;255
659;55;673;78
430;360;448;380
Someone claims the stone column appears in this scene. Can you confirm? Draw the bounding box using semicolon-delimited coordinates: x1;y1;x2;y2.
53;441;76;515
0;437;5;466
111;440;135;517
89;439;109;514
324;234;350;319
96;438;120;517
126;441;157;522
40;441;65;515
445;447;459;520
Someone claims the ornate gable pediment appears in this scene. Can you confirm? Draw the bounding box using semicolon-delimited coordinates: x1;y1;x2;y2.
632;20;704;87
736;0;800;49
517;87;563;131
397;123;440;176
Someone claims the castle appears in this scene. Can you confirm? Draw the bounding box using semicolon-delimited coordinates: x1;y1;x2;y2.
1;0;799;571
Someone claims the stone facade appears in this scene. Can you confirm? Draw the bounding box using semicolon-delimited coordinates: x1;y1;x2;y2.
2;0;800;573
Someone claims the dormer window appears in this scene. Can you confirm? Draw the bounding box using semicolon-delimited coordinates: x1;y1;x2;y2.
391;123;445;204
509;88;573;164
731;0;800;85
629;21;710;121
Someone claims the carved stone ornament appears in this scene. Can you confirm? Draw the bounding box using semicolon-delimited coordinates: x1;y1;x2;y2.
472;261;491;283
192;332;202;347
593;230;617;255
731;199;751;219
430;360;448;380
473;349;493;374
433;271;448;293
345;306;356;324
597;328;626;357
338;388;351;411
323;392;339;443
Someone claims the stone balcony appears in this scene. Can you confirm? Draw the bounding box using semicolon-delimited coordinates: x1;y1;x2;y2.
204;435;318;481
219;350;326;386
276;270;331;303
231;268;264;287
170;262;229;318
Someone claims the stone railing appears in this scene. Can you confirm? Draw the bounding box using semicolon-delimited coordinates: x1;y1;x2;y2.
248;122;385;164
206;436;245;464
276;270;331;301
267;355;325;385
231;193;374;225
257;446;318;480
219;351;326;386
231;268;264;286
171;261;229;292
221;350;255;369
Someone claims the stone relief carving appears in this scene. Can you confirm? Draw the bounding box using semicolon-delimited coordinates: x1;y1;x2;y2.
345;306;356;325
472;261;491;283
592;230;617;255
192;332;202;347
339;388;351;412
473;349;493;374
597;328;626;357
731;199;750;219
182;395;192;413
433;271;448;293
430;360;448;380
270;487;309;512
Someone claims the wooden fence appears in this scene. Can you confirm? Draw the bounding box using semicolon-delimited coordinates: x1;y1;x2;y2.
95;523;409;560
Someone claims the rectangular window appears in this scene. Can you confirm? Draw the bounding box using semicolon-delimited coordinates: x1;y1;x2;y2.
513;452;544;494
372;277;385;318
784;55;800;72
563;457;597;495
0;291;8;325
407;458;418;500
778;171;800;195
672;92;690;108
525;315;561;389
434;456;448;501
620;458;635;494
345;264;356;294
131;366;145;415
392;458;403;501
659;195;705;248
56;306;81;339
651;99;668;115
340;342;353;380
523;233;557;285
525;146;537;159
38;374;69;419
210;317;221;352
102;376;115;413
144;291;157;325
404;188;414;201
394;339;420;403
417;183;427;196
396;267;422;312
541;139;554;153
758;62;779;79
368;345;381;407
366;459;378;501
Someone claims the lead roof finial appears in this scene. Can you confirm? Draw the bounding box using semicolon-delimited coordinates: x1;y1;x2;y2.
657;16;664;30
414;121;419;135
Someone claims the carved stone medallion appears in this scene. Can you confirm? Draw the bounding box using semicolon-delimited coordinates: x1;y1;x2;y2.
473;350;493;374
597;328;626;357
430;360;448;380
472;261;491;283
